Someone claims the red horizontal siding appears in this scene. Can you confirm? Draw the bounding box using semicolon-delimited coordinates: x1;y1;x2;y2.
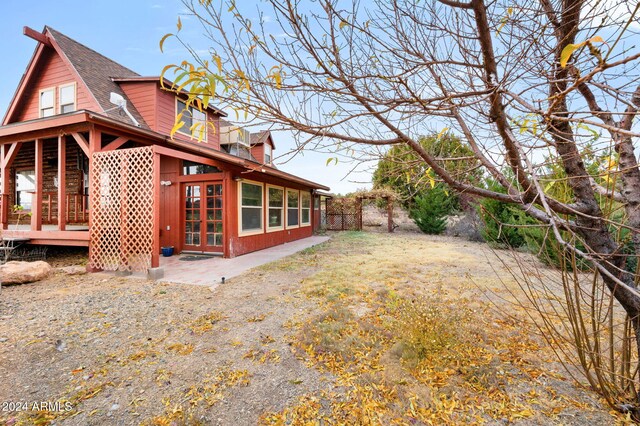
231;226;313;257
251;144;265;163
156;89;221;149
14;48;97;123
119;82;157;130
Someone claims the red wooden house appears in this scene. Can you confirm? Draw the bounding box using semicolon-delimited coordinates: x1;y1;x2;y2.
0;26;328;275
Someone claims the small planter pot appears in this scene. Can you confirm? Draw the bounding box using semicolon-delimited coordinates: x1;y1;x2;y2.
161;246;174;257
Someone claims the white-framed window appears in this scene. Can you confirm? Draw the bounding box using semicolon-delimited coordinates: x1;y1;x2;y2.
176;99;207;140
15;169;36;210
39;88;55;117
264;144;272;165
300;192;311;226
267;185;284;231
239;180;263;235
286;189;299;228
59;83;76;114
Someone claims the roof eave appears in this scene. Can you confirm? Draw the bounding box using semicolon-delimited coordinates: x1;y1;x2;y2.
85;112;328;190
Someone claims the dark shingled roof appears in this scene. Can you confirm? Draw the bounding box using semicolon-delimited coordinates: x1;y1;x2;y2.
251;130;276;150
46;26;148;128
250;130;270;146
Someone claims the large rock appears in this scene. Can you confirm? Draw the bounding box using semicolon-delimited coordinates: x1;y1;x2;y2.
0;261;52;285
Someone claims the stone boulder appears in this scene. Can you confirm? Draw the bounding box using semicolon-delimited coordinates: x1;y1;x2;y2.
0;261;52;285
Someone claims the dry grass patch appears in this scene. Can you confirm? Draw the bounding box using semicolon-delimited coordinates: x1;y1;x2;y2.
262;232;613;425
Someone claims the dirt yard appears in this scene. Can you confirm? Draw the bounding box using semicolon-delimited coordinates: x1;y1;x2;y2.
0;232;619;425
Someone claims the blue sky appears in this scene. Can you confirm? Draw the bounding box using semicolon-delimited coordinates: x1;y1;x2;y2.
0;0;370;194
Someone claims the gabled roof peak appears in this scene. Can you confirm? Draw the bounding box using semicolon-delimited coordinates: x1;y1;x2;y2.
42;26;146;128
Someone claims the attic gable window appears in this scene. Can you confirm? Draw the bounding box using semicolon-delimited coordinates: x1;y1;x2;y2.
59;83;76;113
265;144;272;165
39;88;54;117
177;99;207;140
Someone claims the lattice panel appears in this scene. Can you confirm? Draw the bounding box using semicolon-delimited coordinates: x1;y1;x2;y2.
325;198;362;231
89;147;155;272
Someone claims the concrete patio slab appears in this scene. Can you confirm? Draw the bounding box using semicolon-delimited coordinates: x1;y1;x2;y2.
134;235;330;287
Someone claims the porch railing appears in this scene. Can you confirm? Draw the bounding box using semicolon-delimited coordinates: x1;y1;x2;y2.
2;192;88;226
66;194;89;223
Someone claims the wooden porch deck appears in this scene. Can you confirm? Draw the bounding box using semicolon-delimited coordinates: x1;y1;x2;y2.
2;225;89;246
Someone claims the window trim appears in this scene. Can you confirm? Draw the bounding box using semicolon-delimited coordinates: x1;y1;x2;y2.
238;179;264;236
266;184;285;232
286;189;300;229
58;82;76;114
300;191;311;227
39;87;55;118
175;98;208;140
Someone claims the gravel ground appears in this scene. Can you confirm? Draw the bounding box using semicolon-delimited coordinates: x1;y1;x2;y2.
0;259;333;425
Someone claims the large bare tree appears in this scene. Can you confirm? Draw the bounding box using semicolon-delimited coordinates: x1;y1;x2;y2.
163;0;640;414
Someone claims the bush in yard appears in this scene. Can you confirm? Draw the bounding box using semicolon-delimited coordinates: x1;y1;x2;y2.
477;178;533;248
409;184;456;235
479;180;591;270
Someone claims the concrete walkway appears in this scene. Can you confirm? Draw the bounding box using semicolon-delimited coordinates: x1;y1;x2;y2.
149;236;330;286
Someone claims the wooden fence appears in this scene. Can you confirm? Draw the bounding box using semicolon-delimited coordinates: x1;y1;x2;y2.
325;197;362;231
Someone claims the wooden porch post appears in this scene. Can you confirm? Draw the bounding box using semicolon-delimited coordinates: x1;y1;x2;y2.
1;145;7;230
152;150;161;268
222;171;232;258
86;128;101;272
31;139;43;231
58;136;66;231
1;142;23;229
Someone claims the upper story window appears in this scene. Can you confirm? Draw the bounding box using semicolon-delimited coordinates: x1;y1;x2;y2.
59;83;76;113
265;144;272;165
177;99;207;140
39;88;55;117
40;83;76;118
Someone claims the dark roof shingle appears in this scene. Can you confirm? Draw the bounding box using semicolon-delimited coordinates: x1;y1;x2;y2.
46;27;147;128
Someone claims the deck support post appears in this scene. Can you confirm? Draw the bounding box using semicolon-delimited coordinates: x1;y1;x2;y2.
58;135;67;231
31;138;43;231
151;150;161;268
